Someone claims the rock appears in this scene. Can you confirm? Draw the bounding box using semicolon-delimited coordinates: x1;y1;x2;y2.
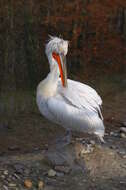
110;145;116;149
121;122;126;127
45;142;77;166
8;146;20;151
56;172;64;177
120;181;126;184
38;181;44;189
3;170;8;175
45;144;48;149
3;185;8;190
110;131;118;137
24;169;30;176
13;173;20;179
7;177;11;182
54;165;70;174
24;179;32;189
33;147;40;151
76;137;84;141
90;140;95;145
118;150;126;155
45;150;67;166
120;127;126;133
122;155;126;159
8;183;17;187
1;175;5;179
120;133;126;138
14;163;24;174
48;169;56;177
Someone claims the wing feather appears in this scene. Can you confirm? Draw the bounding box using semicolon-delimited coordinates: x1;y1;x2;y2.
58;79;103;120
47;95;104;136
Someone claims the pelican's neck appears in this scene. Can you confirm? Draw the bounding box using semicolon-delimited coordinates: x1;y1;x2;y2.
37;54;60;98
46;53;60;87
47;64;59;86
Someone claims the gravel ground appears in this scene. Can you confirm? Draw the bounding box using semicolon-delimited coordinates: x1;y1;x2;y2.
0;115;126;190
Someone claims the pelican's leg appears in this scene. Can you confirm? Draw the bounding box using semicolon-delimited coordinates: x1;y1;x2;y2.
64;129;72;143
97;135;105;144
55;129;72;148
94;131;105;144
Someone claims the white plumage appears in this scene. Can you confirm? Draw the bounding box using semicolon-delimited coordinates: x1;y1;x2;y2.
36;36;105;142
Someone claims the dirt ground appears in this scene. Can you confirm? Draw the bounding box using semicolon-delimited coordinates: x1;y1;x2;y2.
0;75;126;189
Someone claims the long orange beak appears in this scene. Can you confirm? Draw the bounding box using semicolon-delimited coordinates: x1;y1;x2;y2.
52;52;67;87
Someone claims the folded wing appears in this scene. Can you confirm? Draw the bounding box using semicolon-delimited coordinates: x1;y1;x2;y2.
58;79;103;120
46;79;104;138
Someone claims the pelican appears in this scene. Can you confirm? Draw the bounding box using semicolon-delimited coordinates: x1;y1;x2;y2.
36;36;105;143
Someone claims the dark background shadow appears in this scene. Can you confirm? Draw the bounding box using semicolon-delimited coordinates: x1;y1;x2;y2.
0;0;126;147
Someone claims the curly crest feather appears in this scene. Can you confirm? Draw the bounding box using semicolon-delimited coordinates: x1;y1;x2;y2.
45;36;69;56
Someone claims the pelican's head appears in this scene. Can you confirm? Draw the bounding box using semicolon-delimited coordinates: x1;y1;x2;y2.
45;36;68;87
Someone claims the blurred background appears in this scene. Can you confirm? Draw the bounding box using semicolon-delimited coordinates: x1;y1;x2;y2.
0;0;126;137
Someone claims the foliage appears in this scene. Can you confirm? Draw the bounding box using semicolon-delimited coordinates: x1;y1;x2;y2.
0;0;126;90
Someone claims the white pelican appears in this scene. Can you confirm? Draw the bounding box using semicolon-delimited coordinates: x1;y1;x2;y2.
36;36;105;143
